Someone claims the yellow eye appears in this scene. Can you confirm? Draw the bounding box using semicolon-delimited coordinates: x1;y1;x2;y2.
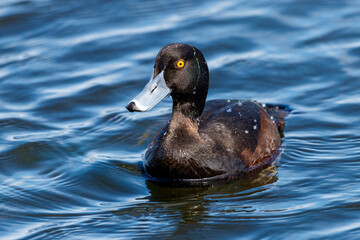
177;60;185;68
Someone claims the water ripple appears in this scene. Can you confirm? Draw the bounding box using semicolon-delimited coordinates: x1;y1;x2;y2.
1;0;360;239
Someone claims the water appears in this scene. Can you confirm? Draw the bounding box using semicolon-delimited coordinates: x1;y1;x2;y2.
1;0;360;239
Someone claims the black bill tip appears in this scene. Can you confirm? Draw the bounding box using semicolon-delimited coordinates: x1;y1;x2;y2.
126;101;141;112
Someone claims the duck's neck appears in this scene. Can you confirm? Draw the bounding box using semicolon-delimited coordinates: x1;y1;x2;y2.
167;109;201;144
166;98;205;143
171;92;206;123
172;102;198;123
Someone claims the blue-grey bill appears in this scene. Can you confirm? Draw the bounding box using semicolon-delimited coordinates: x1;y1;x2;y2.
126;70;170;112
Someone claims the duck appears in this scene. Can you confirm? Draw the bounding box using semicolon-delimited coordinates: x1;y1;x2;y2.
126;43;290;184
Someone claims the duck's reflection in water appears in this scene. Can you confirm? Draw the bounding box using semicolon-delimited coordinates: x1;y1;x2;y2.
144;165;279;225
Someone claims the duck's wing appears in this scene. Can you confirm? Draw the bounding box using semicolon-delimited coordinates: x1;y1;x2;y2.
199;100;263;155
199;100;288;168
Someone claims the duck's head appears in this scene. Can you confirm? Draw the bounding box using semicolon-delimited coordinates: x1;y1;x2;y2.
126;43;209;120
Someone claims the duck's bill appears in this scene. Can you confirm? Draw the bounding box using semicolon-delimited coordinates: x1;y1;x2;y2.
126;70;170;112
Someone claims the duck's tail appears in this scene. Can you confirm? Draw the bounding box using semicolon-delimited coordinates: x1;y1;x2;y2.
262;103;292;136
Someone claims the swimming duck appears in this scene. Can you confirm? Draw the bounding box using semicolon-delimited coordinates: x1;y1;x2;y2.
126;43;289;183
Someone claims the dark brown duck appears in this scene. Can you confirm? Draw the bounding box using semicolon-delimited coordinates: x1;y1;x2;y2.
126;43;290;184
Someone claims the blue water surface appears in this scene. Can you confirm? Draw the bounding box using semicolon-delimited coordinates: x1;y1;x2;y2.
1;0;360;239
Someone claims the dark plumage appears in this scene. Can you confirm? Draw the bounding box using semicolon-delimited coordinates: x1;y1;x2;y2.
126;43;290;184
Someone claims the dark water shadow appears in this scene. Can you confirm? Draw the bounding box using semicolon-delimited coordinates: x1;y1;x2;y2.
144;166;279;224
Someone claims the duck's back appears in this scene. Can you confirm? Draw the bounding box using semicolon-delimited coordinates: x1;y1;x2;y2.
201;100;289;133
